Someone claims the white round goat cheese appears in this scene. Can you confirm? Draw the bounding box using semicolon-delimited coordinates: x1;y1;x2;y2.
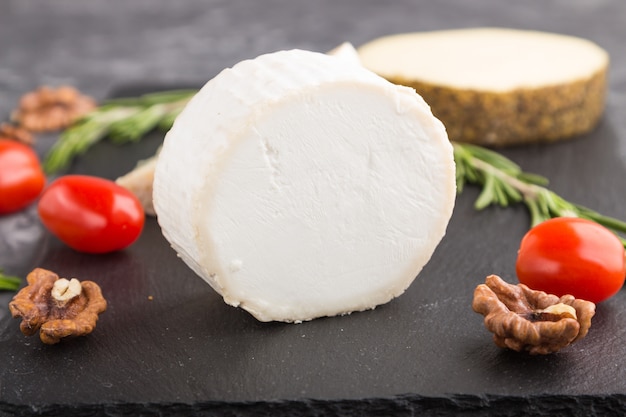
153;49;456;322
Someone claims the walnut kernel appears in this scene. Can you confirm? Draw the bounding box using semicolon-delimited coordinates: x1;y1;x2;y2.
472;275;595;355
8;268;107;344
51;278;82;306
0;123;35;145
11;85;96;132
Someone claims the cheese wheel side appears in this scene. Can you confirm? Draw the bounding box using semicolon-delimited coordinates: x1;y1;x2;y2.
153;49;456;322
357;28;609;146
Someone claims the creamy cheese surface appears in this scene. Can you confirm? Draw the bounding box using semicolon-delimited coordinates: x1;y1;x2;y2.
358;28;609;91
153;49;456;322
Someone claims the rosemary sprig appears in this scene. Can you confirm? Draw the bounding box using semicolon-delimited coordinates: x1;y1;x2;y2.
43;89;196;174
453;142;626;247
0;269;22;291
40;88;626;248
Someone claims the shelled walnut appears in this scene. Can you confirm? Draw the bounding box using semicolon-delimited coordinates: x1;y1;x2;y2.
472;275;595;355
8;268;107;344
0;123;34;145
11;85;96;132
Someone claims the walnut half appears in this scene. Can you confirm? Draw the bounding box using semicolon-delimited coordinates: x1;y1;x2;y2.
9;268;107;345
472;275;595;355
11;85;96;132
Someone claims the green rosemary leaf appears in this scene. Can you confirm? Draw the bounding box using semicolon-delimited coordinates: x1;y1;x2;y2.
499;179;523;205
455;162;466;193
453;141;626;248
517;171;549;186
157;108;184;131
493;180;509;206
535;189;554;220
474;174;496;210
574;204;626;234
0;270;21;291
44;118;111;174
460;143;522;174
42;90;195;174
108;106;165;143
103;89;196;107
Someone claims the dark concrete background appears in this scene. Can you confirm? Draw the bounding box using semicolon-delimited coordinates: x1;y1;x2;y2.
1;0;625;132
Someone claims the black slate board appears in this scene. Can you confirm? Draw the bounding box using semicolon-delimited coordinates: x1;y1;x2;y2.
1;84;626;416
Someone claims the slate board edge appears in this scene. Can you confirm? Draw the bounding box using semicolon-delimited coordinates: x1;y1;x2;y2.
2;393;626;417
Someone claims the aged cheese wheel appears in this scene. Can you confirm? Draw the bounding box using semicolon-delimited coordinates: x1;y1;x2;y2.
357;28;609;146
153;49;456;322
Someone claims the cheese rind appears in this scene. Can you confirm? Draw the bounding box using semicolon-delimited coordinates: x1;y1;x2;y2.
153;49;456;322
357;28;609;146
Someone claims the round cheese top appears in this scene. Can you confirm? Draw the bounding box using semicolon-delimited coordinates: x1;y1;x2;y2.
357;28;609;91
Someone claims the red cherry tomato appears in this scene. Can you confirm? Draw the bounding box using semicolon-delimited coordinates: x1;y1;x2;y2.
516;217;626;303
38;175;145;254
0;139;46;215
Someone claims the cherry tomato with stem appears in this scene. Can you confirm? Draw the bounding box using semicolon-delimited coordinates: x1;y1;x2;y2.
38;175;145;254
0;139;46;215
516;217;626;303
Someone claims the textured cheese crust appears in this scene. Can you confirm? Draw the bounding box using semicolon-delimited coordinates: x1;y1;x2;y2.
357;28;609;146
153;49;456;322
